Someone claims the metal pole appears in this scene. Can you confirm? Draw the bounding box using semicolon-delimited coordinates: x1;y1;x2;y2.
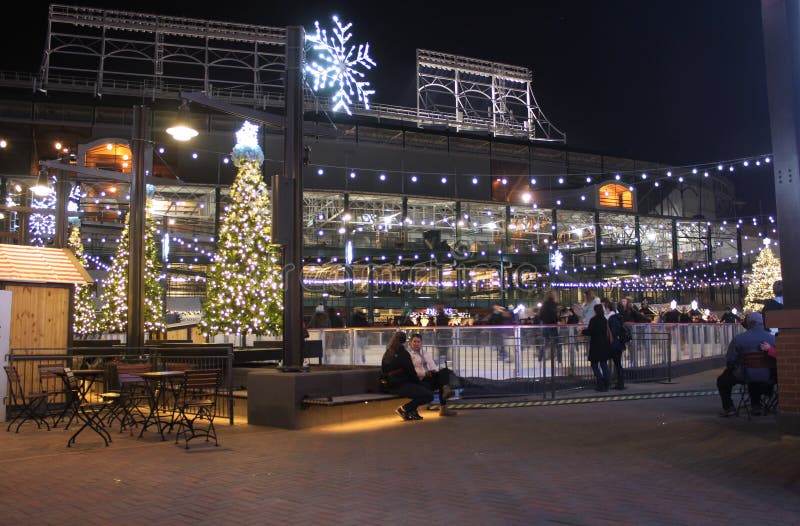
54;166;69;249
127;105;148;349
761;0;800;435
280;26;305;370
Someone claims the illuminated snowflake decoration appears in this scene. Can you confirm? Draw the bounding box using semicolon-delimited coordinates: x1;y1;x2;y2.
29;175;57;246
550;249;564;272
306;15;376;115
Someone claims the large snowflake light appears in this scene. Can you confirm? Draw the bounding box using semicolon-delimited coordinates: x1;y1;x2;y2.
306;15;376;115
29;175;57;246
550;249;564;272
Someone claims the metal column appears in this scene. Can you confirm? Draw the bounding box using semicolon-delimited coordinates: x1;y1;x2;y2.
280;26;305;369
126;105;148;349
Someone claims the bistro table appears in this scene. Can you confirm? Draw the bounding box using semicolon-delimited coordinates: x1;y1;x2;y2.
138;371;185;441
51;368;105;428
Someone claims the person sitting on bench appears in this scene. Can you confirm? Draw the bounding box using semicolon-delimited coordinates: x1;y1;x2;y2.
408;333;457;417
381;332;433;421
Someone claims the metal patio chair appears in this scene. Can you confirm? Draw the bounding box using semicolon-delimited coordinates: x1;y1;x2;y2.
174;369;221;449
3;365;50;433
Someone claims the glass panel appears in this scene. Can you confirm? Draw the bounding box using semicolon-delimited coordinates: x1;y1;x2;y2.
406;198;456;251
508;206;553;254
640;217;673;270
348;193;404;249
708;220;739;262
598;212;637;267
460;202;506;254
556;210;595;269
302;191;346;247
676;220;707;268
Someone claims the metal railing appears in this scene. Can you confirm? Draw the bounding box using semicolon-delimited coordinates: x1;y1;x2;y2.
5;345;234;425
312;323;741;398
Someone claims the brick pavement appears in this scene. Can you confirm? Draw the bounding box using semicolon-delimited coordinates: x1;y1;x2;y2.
1;376;799;525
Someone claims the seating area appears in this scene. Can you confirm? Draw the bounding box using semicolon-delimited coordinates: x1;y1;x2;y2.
3;352;229;449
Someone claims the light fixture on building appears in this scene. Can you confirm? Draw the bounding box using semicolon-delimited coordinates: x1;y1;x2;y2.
31;168;52;197
166;101;199;141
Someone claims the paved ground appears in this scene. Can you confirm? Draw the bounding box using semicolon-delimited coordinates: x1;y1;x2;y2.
1;372;799;526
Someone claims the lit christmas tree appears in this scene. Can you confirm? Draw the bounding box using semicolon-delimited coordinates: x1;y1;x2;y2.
743;244;782;313
200;121;283;337
99;214;165;335
68;225;100;336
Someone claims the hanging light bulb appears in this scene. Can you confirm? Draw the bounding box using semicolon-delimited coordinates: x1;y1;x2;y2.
31;168;52;197
166;101;199;141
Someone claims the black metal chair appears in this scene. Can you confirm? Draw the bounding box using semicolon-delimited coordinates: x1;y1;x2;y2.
38;365;68;427
736;352;778;419
105;363;151;434
3;365;50;433
63;368;113;447
174;369;221;449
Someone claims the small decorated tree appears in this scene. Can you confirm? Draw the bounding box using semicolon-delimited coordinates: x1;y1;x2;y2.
743;245;782;313
68;225;100;336
200;121;283;338
99;214;165;335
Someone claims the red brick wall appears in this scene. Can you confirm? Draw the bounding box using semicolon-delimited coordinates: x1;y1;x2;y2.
776;328;800;414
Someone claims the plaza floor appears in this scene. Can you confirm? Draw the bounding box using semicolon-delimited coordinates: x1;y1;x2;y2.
1;371;798;526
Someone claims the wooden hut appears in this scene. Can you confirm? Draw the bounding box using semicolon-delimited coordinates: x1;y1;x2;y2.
0;245;92;353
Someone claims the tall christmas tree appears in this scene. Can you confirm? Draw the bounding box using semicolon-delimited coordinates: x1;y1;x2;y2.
99;214;165;335
743;245;782;313
68;225;100;336
200;121;283;337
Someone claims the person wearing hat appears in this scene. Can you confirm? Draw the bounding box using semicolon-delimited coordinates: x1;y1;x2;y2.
307;305;331;328
716;312;776;417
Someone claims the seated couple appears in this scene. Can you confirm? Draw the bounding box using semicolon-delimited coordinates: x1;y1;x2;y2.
381;332;458;421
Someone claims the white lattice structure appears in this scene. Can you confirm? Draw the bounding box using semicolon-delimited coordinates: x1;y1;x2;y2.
40;4;286;100
417;49;565;143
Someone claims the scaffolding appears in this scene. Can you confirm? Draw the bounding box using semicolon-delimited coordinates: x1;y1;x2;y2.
39;4;287;101
417;49;566;143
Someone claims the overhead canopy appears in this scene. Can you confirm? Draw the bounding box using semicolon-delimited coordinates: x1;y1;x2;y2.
0;245;92;285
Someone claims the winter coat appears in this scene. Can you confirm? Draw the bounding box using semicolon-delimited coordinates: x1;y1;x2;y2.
381;345;421;388
607;312;627;355
539;299;560;325
582;313;612;362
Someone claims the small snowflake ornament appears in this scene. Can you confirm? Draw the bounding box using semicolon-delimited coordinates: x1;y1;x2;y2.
306;15;376;115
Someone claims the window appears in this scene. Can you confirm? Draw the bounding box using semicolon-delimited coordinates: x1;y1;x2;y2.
598;184;633;209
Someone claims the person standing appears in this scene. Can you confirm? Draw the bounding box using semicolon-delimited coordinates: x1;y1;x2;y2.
720;307;740;324
582;304;612;391
407;333;458;417
619;297;649;324
607;302;628;390
539;290;560;362
327;307;344;328
307;305;331;328
487;303;514;361
381;332;434;421
577;289;601;324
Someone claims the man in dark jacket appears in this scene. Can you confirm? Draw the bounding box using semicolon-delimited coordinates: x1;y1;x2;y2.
539;291;560;362
716;312;776;417
762;280;783;333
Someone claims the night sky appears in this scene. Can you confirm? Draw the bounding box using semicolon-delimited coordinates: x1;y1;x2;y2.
0;0;775;214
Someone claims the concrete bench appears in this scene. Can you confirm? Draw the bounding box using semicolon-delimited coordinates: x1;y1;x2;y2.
248;366;403;429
